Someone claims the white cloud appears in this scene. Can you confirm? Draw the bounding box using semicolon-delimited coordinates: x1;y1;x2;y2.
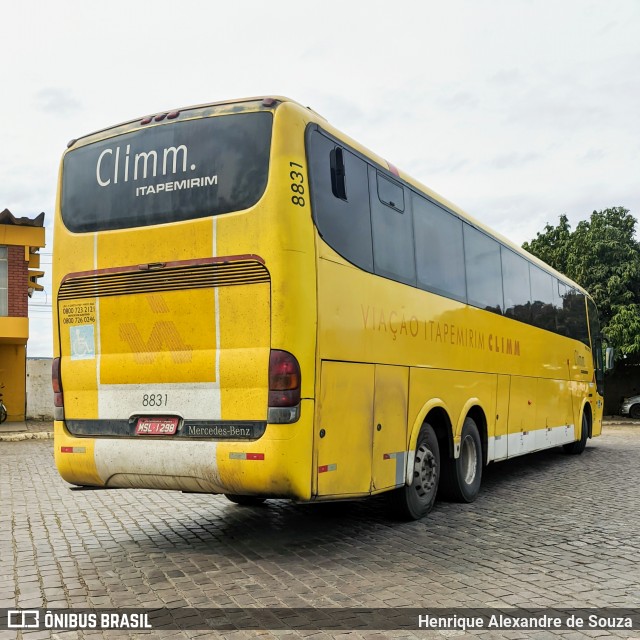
34;88;82;115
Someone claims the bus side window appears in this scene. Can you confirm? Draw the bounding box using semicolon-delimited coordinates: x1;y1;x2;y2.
413;193;466;302
554;279;568;336
369;168;416;286
587;297;601;354
530;265;556;332
564;288;590;346
307;128;374;271
502;247;531;323
377;173;404;212
463;224;504;314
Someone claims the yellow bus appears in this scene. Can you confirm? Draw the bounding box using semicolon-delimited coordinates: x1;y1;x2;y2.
53;96;605;519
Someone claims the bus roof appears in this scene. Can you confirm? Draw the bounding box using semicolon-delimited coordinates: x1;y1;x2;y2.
64;95;588;298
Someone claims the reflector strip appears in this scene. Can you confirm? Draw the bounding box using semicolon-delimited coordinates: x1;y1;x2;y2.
229;452;265;460
383;451;406;486
318;463;337;473
61;446;86;454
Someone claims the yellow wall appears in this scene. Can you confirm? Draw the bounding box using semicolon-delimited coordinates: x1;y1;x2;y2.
0;223;44;423
0;225;45;249
0;344;26;421
0;317;29;343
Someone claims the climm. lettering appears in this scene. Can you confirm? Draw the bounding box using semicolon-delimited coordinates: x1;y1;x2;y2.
488;333;520;355
96;144;193;186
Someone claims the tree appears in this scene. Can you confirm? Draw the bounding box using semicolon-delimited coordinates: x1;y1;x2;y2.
523;207;640;357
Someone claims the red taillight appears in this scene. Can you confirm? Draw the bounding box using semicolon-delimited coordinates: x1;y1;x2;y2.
52;357;63;407
268;350;300;407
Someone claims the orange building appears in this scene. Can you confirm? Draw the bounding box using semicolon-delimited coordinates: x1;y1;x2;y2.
0;209;45;422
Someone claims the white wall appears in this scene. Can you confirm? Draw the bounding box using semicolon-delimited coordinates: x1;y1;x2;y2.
26;357;53;420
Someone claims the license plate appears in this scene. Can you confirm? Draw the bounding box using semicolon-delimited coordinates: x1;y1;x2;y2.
135;417;179;435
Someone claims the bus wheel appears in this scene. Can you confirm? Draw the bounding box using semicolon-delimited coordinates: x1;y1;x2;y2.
563;412;589;455
388;423;440;520
224;494;267;506
441;417;482;503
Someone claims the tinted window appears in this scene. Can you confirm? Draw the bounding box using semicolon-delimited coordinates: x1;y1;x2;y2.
464;224;503;313
306;126;595;347
587;296;601;368
530;265;556;331
377;173;404;212
587;297;600;347
501;247;531;323
307;129;373;271
62;112;273;232
554;280;568;336
564;288;590;346
413;194;466;300
369;168;415;284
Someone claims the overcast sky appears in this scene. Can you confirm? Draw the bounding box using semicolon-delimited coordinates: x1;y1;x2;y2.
2;0;639;357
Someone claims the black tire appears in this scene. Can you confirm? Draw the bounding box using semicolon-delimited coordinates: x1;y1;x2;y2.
629;404;640;419
224;494;267;506
440;417;482;503
0;403;6;424
388;423;440;520
563;411;589;454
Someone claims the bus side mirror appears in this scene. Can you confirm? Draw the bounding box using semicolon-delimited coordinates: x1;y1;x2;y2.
605;347;615;371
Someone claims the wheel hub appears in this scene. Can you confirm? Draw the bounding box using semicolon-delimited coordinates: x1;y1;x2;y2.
413;443;437;498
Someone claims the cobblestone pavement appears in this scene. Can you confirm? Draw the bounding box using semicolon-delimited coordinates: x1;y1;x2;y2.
1;426;639;640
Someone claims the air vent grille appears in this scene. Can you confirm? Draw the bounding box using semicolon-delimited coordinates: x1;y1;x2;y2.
58;259;269;300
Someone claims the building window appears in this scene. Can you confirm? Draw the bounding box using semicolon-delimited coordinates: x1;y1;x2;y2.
0;246;7;316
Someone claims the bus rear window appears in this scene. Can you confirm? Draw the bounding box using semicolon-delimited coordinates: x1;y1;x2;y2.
62;111;272;232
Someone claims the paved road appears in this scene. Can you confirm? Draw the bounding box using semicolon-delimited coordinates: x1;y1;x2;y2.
1;426;639;639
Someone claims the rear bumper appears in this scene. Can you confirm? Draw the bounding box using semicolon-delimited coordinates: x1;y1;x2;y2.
54;400;314;499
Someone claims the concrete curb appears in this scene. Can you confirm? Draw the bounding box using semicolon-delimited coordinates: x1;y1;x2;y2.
0;431;53;442
604;421;640;427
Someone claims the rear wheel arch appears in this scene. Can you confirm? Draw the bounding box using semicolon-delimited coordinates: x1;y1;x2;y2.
408;399;453;457
424;406;454;461
405;402;453;489
563;402;591;454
